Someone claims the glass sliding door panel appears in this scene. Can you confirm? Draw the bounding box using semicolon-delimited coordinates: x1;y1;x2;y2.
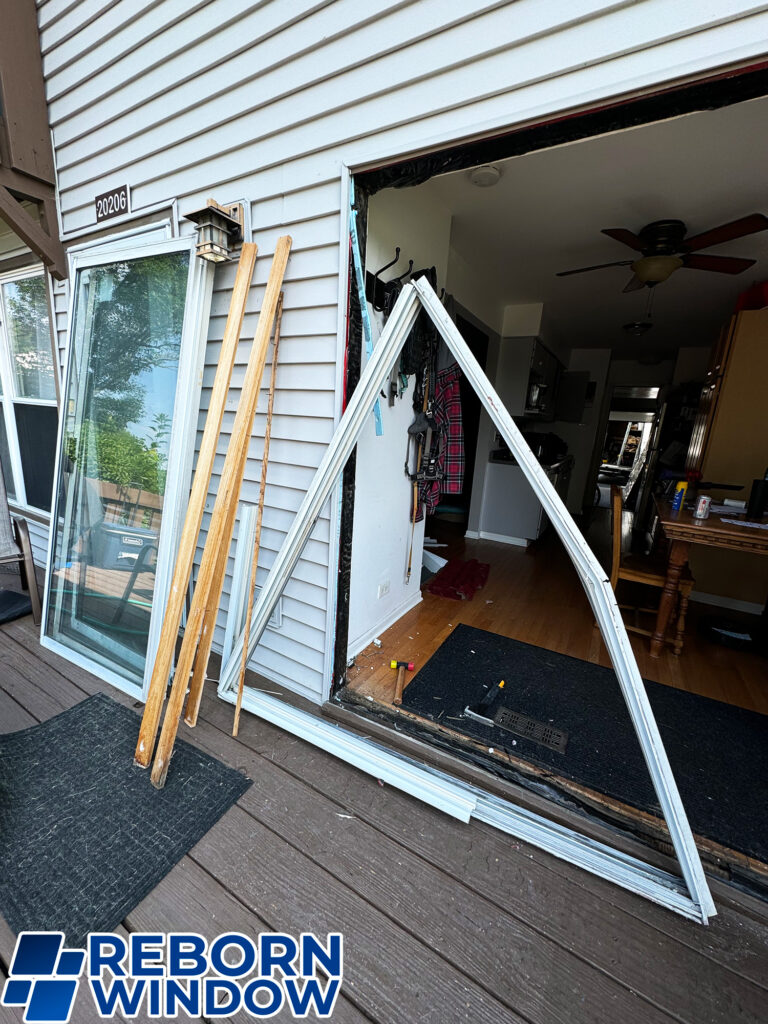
45;249;191;687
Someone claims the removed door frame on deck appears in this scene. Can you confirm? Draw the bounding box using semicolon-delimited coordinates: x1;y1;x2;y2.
217;276;715;924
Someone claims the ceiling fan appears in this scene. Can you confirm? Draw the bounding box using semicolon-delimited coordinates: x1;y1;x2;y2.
557;213;768;292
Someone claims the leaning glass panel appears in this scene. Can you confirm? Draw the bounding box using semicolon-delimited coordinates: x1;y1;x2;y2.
45;250;189;687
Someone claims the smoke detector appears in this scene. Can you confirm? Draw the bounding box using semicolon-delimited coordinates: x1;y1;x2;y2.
468;164;502;187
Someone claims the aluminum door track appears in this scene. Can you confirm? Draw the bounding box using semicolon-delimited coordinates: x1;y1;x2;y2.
218;277;715;923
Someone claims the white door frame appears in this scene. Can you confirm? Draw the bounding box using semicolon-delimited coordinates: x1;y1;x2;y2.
41;234;214;701
217;276;715;924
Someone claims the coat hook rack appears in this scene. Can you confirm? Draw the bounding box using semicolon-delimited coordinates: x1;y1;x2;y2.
394;259;414;282
370;247;401;310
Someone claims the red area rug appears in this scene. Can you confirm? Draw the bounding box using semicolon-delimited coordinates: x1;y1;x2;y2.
426;558;489;601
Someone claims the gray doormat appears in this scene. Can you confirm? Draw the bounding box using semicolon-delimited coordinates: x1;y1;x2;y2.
0;590;32;625
0;693;251;945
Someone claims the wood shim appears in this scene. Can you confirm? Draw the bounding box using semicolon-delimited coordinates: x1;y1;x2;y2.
233;291;284;737
150;237;291;788
135;242;258;768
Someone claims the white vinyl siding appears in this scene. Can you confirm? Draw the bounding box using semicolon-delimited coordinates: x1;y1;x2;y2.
36;0;768;700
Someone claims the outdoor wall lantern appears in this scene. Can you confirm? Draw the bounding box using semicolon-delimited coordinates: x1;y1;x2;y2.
184;199;245;262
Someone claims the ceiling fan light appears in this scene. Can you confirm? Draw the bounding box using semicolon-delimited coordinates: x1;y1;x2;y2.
631;255;683;284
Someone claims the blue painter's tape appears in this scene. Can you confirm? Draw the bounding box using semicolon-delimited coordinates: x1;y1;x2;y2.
349;191;383;436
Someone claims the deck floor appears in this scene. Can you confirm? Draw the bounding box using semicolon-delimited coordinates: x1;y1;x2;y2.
1;612;768;1023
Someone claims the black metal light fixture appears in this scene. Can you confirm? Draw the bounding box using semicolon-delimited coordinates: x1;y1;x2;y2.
622;279;657;336
184;199;244;262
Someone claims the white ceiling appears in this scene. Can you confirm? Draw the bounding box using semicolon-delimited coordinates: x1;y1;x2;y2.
417;94;768;355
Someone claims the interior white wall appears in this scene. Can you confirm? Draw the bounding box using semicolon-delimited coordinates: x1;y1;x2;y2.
348;187;452;657
673;346;709;383
445;243;505;335
607;358;676;388
502;303;542;337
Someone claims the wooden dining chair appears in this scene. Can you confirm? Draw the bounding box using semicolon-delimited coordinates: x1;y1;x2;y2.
0;461;42;625
610;485;692;655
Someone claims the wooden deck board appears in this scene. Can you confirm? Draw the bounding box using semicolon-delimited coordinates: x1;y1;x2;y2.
126;855;370;1024
200;688;768;991
189;719;675;1024
0;613;767;1024
193;804;525;1024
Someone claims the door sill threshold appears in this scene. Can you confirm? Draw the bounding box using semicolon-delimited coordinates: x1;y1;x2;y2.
325;692;768;914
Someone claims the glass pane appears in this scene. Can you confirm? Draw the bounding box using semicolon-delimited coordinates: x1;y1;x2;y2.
14;403;58;511
0;401;15;500
46;250;190;687
2;276;56;400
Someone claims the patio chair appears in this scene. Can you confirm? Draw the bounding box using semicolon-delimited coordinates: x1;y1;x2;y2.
610;484;692;655
0;461;42;625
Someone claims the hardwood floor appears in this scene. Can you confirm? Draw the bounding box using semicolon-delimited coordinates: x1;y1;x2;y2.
347;521;768;715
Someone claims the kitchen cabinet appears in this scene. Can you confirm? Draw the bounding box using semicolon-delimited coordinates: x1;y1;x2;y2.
700;309;768;489
524;339;561;421
687;309;768;484
493;336;562;421
685;308;768;605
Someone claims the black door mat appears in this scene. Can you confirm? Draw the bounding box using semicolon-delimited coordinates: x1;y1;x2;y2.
0;693;251;945
401;623;768;863
0;590;32;625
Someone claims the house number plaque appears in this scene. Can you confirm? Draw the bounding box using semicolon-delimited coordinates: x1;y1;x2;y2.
95;184;130;221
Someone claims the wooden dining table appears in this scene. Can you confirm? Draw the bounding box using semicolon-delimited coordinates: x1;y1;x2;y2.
651;497;768;657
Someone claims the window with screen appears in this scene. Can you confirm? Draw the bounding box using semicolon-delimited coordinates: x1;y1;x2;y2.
0;271;59;512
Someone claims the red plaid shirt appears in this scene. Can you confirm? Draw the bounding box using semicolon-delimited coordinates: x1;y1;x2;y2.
417;363;463;520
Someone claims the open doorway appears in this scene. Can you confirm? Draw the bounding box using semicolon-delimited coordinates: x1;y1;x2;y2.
333;85;768;889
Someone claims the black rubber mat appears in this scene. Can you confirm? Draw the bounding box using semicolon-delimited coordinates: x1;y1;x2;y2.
401;623;768;862
0;693;251;944
0;590;32;624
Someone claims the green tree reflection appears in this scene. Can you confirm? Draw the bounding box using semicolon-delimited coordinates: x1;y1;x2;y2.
67;253;188;495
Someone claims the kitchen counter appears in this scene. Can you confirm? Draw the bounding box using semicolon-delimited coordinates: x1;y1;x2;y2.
488;448;570;471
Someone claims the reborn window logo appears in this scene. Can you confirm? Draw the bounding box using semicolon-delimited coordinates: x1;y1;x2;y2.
1;932;85;1022
1;930;343;1021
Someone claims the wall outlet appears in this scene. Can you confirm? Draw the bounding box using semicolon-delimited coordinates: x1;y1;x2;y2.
377;580;390;600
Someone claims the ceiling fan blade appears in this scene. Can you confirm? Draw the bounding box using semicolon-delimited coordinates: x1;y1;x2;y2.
557;259;633;277
682;213;768;251
623;274;645;293
601;228;644;252
681;253;756;274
